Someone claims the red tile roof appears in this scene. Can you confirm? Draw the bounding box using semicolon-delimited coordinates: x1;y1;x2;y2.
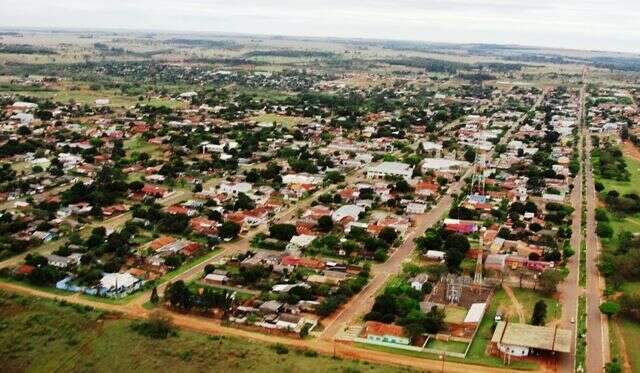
149;236;176;250
364;321;406;338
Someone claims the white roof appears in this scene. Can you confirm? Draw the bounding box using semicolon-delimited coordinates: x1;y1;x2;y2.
425;250;446;259
290;234;317;247
204;273;228;282
332;204;365;222
421;158;468;170
464;303;487;324
421;141;443;151
100;272;139;290
12;101;38;109
367;161;413;175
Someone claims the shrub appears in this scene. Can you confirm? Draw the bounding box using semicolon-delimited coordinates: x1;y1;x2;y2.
271;343;289;355
595;208;609;222
596;222;613;238
131;311;176;339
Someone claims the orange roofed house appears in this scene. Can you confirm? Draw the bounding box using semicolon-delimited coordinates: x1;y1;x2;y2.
141;184;168;198
361;321;410;346
149;235;176;251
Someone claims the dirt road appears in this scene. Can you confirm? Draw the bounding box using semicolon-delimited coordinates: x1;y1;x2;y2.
0;280;526;373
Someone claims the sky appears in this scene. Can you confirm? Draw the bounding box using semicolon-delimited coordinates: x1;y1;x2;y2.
1;0;640;54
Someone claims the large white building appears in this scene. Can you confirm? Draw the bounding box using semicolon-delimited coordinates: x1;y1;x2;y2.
282;173;322;185
420;158;469;173
366;162;413;181
332;204;365;223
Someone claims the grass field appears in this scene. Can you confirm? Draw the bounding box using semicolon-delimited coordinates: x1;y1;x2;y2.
509;288;562;323
621;281;640;295
124;135;164;159
489;288;561;324
153;248;223;286
1;86;186;110
250;113;307;128
597;155;640;196
0;291;411;373
595;155;640;250
424;339;468;354
615;318;640;373
443;305;468;325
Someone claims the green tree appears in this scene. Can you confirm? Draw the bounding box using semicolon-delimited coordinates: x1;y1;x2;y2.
596;222;613;238
599;301;620;318
165;280;193;310
538;269;563;294
219;221;241;240
269;223;297;241
317;215;334;233
531;300;547;325
234;192;255;211
378;227;398;245
323;171;345;184
424;305;446;333
605;359;622;373
464;148;476;163
150;286;160;305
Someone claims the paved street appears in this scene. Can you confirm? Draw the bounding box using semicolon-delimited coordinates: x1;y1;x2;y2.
558;85;584;373
584;126;610;372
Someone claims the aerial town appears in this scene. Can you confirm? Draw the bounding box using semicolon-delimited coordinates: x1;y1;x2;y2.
0;25;640;373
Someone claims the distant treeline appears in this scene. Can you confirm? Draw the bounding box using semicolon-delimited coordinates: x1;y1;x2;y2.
591;57;640;72
164;38;238;49
382;57;523;73
382;57;470;73
477;62;525;72
458;72;497;82
185;57;261;66
502;54;571;65
0;44;56;55
93;43;171;58
243;50;336;58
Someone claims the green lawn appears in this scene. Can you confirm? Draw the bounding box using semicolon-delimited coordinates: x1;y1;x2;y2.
595;154;640;250
464;288;558;370
621;281;640;296
616;318;640;373
424;339;468;354
124;135;163;158
153;248;222;286
486;288;561;325
597;155;640;196
509;288;562;323
0;291;409;373
443;305;468;325
464;289;538;370
2;87;186;109
356;340;536;370
250;113;307;129
597;209;640;251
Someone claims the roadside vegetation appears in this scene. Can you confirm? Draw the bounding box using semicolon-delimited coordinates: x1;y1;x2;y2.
0;291;413;372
